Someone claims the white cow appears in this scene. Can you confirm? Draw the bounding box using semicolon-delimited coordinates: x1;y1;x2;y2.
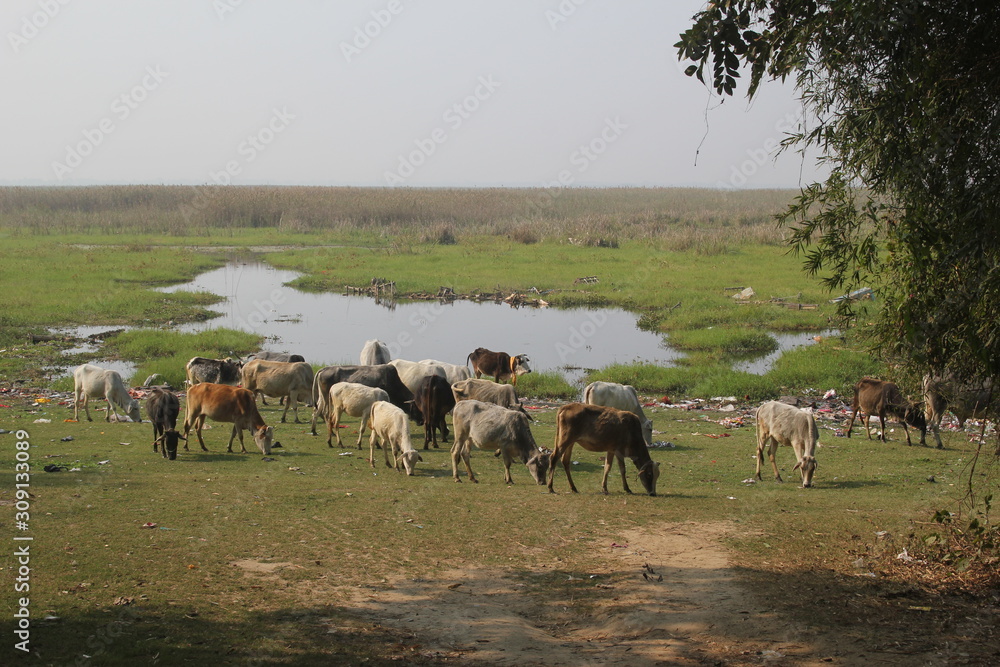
450;400;549;485
583;381;654;446
326;382;389;449
359;339;391;365
388;359;447;396
73;364;141;423
419;359;472;385
368;401;422;475
755;400;818;488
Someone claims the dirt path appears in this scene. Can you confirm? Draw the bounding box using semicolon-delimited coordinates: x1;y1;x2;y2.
334;522;842;666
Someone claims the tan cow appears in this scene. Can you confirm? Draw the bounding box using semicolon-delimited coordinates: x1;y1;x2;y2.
182;383;274;455
755;400;818;488
240;359;313;423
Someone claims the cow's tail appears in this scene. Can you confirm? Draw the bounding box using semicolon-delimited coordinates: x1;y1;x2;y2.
582;383;593;405
465;352;473;370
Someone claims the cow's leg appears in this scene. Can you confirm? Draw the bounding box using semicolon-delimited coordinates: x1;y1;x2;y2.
279;394;290;424
195;416;209;452
500;449;516;484
844;408;857;438
599;452;614;495
355;409;370;450
755;433;767;480
768;439;783;482
617;454;632;494
82;393;93;422
450;439;464;482
330;407;344;448
368;430;378;469
462;443;477;483
424;419;434;450
902;421;912;446
289;393;301;424
877;411;887;442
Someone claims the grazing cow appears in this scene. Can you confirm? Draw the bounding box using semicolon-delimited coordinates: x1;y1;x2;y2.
240;359;314;423
182;383;274;455
547;402;660;496
450;400;549;485
923;374;995;449
326;382;389;449
754;400;818;488
583;381;654;447
387;359;447;396
72;364;142;423
419;359;472;385
451;378;529;417
360;339;391;365
415;374;456;449
466;347;532;386
145;387;184;460
368;401;422;475
310;364;423;435
185;356;242;387
845;378;927;446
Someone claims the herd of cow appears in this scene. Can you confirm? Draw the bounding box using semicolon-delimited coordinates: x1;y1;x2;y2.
69;341;996;494
69;342;661;495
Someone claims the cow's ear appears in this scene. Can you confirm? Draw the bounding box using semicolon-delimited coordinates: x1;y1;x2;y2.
417;454;424;462
793;461;802;470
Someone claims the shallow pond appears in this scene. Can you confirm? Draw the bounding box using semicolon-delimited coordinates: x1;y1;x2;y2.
151;262;825;384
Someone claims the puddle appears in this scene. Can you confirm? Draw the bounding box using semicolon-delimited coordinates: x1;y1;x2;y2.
732;330;839;375
56;262;827;384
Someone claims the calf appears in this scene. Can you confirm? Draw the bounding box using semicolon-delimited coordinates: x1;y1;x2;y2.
241;359;314;423
583;381;654;446
368;401;422;475
466;347;532;386
755;400;818;488
359;339;391;365
450;400;549;485
923;374;994;449
185;356;241;387
547;402;660;496
310;364;423;436
326;382;389;449
415;374;456;449
146;387;184;460
451;378;529;417
182;383;274;455
845;378;927;446
73;363;142;423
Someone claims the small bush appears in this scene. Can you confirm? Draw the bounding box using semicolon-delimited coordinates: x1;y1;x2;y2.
509;224;539;245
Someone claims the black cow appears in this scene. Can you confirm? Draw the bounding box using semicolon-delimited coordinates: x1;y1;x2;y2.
415;374;456;450
247;351;305;363
146;387;184;460
185;357;242;387
310;364;423;436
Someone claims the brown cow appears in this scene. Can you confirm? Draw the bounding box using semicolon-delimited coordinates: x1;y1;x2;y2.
466;347;532;386
845;378;927;446
923;374;995;449
182;383;274;455
547;402;660;496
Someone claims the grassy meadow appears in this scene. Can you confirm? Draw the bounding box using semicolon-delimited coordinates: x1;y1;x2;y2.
0;395;979;664
5;186;986;663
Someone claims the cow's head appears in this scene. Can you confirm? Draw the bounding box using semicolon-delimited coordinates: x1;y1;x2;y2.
904;403;927;437
637;459;661;496
526;449;550;485
155;429;185;460
793;455;817;488
405;400;425;426
253;426;274;455
400;450;422;476
126;400;143;423
513;354;532;375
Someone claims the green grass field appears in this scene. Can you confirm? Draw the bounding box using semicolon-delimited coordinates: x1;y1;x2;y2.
0;395;976;664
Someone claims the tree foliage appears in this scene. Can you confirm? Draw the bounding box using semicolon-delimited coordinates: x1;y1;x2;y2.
677;1;1000;385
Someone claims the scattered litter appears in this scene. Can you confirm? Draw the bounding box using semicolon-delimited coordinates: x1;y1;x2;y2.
760;650;785;660
63;419;77;423
60;436;74;442
338;452;353;456
112;597;133;606
731;286;755;300
97;460;110;465
726;496;737;500
118;442;131;446
896;549;915;563
908;606;933;612
651;441;675;449
741;478;757;484
830;286;873;303
692;432;731;438
875;530;889;539
610;542;628;549
261;457;276;462
447;583;463;590
33;418;51;423
140;523;157;529
823;389;837;399
43;464;68;472
288;467;301;471
718;403;737;412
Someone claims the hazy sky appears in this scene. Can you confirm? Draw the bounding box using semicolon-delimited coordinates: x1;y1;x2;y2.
2;1;822;188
